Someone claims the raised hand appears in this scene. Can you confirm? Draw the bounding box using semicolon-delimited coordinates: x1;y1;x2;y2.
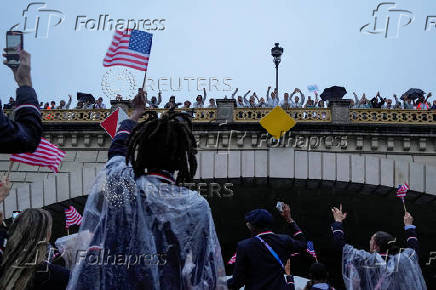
4;49;32;87
281;203;294;223
0;174;11;203
404;212;414;226
130;89;146;121
332;204;347;223
285;259;291;276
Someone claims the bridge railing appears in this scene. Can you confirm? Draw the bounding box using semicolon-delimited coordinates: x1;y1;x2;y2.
3;107;436;124
350;109;436;124
233;108;331;122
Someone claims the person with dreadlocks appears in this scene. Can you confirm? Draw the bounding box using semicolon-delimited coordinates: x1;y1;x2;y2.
67;90;227;290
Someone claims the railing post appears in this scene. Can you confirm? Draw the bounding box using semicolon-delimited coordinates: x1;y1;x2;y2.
216;99;236;123
110;100;131;113
328;100;352;124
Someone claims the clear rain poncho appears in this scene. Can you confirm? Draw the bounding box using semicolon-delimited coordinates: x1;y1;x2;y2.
66;156;227;289
342;244;427;290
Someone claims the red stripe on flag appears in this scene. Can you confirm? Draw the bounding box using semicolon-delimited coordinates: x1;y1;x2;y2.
65;206;83;228
105;51;149;61
10;138;65;173
103;28;151;71
103;62;147;71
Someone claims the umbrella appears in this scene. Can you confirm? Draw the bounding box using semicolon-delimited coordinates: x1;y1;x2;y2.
77;92;95;104
402;88;424;100
320;86;347;101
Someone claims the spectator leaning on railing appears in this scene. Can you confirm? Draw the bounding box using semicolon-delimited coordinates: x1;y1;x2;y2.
2;97;16;110
267;86;280;107
208;98;216;108
164;95;182;109
290;88;305;108
0;50;42;154
369;92;385;108
93;97;106;109
146;91;162;108
193;88;207;108
231;88;245;108
56;94;72;109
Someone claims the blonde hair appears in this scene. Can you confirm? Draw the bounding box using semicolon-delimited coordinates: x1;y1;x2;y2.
0;208;52;290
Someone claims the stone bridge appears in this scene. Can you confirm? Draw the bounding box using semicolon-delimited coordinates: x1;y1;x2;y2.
1;101;436;218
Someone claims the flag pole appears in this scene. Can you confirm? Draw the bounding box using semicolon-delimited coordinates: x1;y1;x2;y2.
141;72;147;91
67;227;70;236
402;198;407;213
7;161;14;178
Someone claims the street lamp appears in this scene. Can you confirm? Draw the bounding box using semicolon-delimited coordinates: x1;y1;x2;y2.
271;43;284;96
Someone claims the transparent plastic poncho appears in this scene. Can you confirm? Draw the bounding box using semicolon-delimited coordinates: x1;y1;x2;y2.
342;244;427;290
66;156;227;289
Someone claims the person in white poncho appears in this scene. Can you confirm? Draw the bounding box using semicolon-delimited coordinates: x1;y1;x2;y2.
67;91;227;289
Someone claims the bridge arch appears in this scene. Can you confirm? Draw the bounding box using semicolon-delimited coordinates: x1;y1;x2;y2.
2;148;435;218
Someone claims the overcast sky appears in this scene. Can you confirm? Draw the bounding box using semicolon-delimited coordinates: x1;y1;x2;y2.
1;0;436;106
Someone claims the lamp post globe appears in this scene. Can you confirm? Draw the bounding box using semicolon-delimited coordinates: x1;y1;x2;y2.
271;43;283;98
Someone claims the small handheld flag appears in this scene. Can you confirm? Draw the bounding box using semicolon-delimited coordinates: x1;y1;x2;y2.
396;183;409;212
307;241;318;262
228;252;237;265
65;206;83;229
307;85;319;93
104;29;152;72
100;108;129;138
10;138;65;173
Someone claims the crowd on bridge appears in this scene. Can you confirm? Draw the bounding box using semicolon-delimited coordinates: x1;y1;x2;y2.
0;51;432;290
3;86;436;112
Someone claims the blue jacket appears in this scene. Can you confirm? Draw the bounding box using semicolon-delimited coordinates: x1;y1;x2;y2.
0;87;42;153
228;223;306;290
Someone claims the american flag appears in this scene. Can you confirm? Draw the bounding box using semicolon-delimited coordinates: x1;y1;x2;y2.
65;206;83;228
396;183;409;199
307;241;317;260
228;252;237;264
103;29;152;71
10;138;65;173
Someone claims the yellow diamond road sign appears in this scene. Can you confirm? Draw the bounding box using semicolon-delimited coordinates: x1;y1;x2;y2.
259;106;296;139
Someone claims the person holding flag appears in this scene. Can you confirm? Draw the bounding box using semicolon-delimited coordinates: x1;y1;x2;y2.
396;183;410;212
64;206;83;235
306;241;318;263
67;90;227;289
103;28;152;89
330;204;426;289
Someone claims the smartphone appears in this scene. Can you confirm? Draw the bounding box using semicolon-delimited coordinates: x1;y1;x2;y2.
276;201;284;214
12;210;22;220
5;31;23;68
